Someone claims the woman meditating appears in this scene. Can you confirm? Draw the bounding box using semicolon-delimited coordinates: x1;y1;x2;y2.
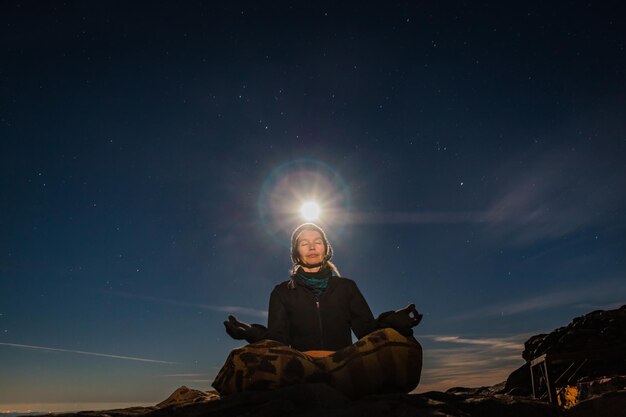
212;223;423;398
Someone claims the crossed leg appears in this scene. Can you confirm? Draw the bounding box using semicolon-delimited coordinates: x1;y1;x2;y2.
212;328;422;398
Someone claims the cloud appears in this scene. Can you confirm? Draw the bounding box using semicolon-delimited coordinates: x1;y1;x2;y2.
0;342;176;364
415;334;527;392
446;278;626;321
430;336;524;351
572;301;625;311
342;211;487;225
340;150;625;248
103;290;268;318
481;151;626;246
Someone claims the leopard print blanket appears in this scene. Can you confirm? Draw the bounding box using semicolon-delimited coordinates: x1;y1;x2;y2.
212;328;422;398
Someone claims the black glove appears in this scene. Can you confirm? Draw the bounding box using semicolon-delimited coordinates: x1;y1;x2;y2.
223;315;268;344
377;304;423;337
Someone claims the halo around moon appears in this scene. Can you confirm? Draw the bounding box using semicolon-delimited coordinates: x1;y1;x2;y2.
300;201;321;221
258;159;351;246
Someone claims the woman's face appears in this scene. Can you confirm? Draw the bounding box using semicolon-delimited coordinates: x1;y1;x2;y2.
296;229;326;266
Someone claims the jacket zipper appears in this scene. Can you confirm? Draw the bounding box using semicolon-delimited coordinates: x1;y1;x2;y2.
315;300;324;349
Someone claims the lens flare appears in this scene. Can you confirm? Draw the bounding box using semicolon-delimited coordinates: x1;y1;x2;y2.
258;159;351;246
300;202;321;221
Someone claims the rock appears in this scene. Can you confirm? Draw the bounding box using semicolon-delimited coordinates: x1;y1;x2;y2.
446;381;507;396
155;386;219;408
522;305;626;370
577;375;626;401
504;305;626;396
504;363;533;395
46;384;563;417
564;390;626;417
456;393;561;417
423;390;561;417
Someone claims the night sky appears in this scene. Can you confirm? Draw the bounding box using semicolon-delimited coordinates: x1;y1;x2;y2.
2;1;626;413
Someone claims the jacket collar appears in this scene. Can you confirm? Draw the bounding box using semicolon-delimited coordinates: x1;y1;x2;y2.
288;275;340;299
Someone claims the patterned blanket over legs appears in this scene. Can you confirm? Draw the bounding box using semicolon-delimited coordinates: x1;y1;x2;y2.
212;328;422;398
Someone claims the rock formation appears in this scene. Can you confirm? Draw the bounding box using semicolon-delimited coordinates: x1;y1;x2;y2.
505;305;626;400
523;305;626;369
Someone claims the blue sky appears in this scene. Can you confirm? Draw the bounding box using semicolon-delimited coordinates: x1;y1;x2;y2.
1;1;625;412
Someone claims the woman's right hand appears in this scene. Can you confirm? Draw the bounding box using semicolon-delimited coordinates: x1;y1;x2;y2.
223;315;267;343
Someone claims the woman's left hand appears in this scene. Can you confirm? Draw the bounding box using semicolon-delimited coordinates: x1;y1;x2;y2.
377;304;423;336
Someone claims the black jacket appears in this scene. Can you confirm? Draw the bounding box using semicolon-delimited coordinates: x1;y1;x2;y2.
266;275;380;351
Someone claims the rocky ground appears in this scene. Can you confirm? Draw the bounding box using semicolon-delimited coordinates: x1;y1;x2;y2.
47;306;626;417
46;383;626;417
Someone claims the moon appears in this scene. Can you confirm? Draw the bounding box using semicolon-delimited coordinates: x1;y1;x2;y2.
300;201;321;221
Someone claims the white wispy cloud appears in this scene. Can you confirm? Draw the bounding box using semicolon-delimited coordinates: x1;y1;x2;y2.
414;333;528;393
339;150;625;248
103;291;268;318
0;342;177;364
430;336;524;351
481;151;625;246
572;301;625;311
446;278;626;321
342;211;487;225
